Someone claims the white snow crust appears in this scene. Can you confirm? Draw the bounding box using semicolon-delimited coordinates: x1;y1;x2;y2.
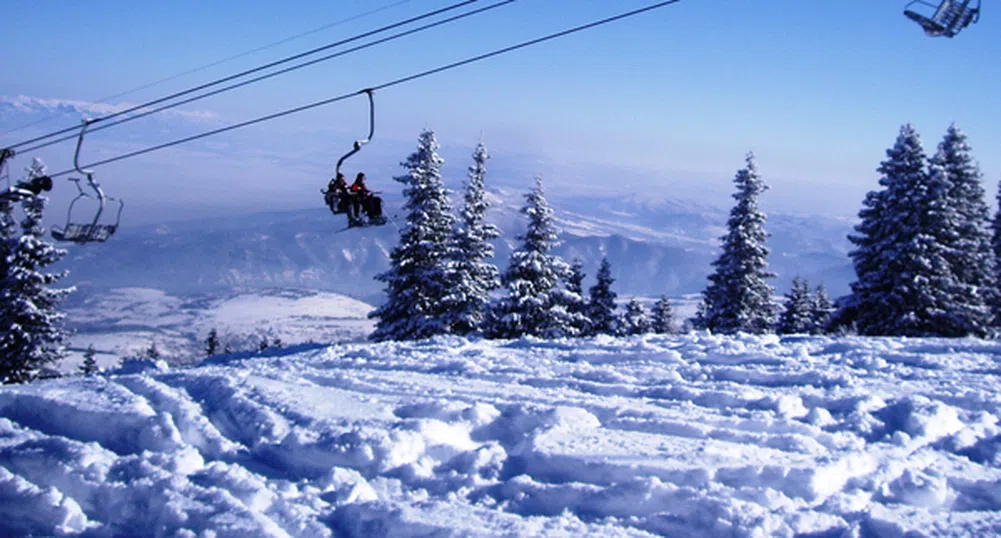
2;333;1000;536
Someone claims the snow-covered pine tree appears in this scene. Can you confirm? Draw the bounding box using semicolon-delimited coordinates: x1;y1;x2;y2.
587;257;619;336
562;258;590;336
370;129;456;341
993;180;1001;324
842;124;961;336
80;345;98;376
0;159;73;384
650;294;676;334
621;298;651;335
205;328;220;357
692;153;777;334
930;124;995;335
811;284;834;334
776;276;814;334
487;177;581;339
441;143;501;336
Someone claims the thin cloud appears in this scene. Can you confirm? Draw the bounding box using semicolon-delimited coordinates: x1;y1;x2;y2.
0;95;219;122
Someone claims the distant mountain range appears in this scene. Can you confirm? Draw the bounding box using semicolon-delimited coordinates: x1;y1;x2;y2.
55;189;856;304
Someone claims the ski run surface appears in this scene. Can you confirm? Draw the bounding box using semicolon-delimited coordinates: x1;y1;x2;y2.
2;333;1000;537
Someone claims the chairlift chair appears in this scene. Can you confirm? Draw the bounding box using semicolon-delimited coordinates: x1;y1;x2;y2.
50;120;125;244
322;89;387;227
904;0;980;37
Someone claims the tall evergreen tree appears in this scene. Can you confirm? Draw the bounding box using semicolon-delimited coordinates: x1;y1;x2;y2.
0;160;73;384
811;284;834;334
692;153;777;334
650;295;676;335
930;124;995;335
621;299;651;335
841;124;961;336
776;276;814;334
370;129;456;341
441;143;501;336
587;257;619;335
488;177;582;339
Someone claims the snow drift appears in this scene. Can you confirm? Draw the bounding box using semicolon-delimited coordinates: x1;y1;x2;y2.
1;333;1000;536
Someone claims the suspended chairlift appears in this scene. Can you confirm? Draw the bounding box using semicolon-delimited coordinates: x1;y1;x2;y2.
51;120;125;244
0;148;53;204
904;0;980;37
322;89;387;228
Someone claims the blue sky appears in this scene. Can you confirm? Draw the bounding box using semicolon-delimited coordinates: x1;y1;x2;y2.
1;0;998;222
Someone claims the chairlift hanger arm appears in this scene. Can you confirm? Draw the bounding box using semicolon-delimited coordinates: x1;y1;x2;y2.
0;148;13;181
335;89;376;176
74;119;96;177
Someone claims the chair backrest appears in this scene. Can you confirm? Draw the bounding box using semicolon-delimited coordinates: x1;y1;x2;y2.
933;0;955;21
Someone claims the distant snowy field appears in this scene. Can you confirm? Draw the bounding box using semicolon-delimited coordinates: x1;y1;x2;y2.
58;287;701;373
2;334;1000;536
60;288;377;372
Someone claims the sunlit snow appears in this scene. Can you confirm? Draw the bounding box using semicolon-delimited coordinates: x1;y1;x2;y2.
2;333;1000;536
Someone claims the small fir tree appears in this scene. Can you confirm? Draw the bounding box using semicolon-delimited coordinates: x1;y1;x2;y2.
80;345;98;376
650;295;676;334
205;328;220;357
692;153;777;334
587;257;619;335
811;284;834;334
488;177;582;339
145;342;161;360
0;159;73;384
776;276;814;334
562;258;590;336
441;143;501;335
370;129;456;341
621;299;651;335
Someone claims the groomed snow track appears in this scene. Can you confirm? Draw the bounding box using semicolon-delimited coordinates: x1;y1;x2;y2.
1;334;1000;537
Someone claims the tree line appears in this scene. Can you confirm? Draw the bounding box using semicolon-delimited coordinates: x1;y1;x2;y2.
693;123;1000;337
372;123;1001;341
369;130;677;341
2;123;998;383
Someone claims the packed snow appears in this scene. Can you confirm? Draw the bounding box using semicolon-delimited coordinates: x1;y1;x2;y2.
2;333;1000;536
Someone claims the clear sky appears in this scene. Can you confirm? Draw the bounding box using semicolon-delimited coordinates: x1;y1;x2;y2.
1;0;998;222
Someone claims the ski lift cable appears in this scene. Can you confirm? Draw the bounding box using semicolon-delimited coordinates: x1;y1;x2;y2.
43;0;683;180
0;0;415;137
16;0;518;155
5;0;481;151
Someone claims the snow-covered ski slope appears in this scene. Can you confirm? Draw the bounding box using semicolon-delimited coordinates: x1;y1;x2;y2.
2;333;1000;537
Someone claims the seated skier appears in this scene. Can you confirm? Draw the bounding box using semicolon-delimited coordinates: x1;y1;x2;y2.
325;173;353;216
349;172;385;226
18;174;53;195
1;174;52;202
